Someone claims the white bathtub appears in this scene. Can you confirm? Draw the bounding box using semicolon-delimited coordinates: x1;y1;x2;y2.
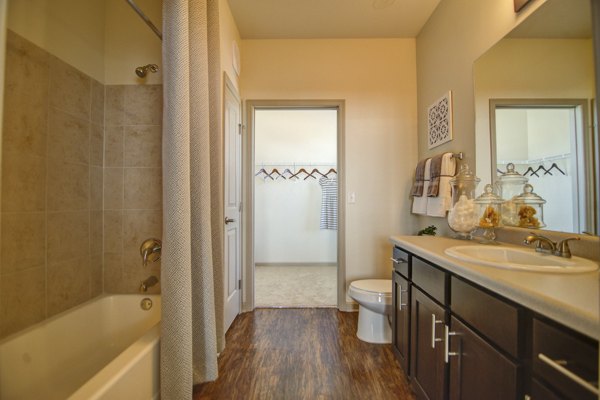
0;294;161;400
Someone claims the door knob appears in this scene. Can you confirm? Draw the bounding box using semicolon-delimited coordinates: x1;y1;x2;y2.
225;217;235;224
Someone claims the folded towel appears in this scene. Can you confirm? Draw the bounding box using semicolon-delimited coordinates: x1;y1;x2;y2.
412;159;431;215
426;153;456;217
411;158;429;197
427;154;444;196
426;176;453;217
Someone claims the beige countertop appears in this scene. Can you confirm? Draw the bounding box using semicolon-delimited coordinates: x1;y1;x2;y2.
389;235;600;340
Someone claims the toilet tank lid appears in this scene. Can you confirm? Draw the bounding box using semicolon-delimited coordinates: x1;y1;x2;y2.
350;279;392;294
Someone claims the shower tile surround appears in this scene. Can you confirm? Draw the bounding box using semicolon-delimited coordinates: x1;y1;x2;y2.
0;30;162;339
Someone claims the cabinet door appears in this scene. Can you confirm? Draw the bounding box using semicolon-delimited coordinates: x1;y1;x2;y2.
393;272;410;374
448;316;519;400
411;288;447;400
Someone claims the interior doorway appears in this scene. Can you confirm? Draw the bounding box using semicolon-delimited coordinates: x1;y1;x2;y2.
243;101;345;310
490;99;594;233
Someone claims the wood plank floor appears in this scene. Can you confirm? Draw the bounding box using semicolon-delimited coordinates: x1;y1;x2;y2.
194;309;415;399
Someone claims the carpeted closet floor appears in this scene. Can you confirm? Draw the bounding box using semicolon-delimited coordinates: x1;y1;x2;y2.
255;265;337;307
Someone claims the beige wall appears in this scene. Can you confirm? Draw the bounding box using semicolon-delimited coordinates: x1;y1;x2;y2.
474;38;594;185
220;0;242;90
415;0;547;234
105;0;162;85
241;38;418;300
7;0;106;82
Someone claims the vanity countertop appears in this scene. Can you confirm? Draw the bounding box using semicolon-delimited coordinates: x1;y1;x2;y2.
389;235;599;340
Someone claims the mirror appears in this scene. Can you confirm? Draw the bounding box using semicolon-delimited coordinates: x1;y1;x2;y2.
474;0;597;235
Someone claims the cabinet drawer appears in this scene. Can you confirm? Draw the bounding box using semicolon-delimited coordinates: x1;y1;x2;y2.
412;256;448;305
532;318;599;400
392;247;410;278
451;277;520;358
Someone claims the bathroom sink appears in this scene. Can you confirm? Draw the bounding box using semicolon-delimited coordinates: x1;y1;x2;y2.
444;245;598;273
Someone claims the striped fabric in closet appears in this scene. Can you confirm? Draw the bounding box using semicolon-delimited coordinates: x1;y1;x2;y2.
319;176;338;230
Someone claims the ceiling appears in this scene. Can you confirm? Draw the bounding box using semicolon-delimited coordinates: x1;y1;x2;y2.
227;0;442;39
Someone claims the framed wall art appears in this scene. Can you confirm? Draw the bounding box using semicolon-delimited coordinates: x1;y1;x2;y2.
427;91;453;149
514;0;533;12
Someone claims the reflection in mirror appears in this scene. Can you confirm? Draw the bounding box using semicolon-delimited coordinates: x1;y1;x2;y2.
474;0;597;235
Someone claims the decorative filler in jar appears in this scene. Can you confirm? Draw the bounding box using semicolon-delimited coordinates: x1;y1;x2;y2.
474;184;504;243
495;163;528;227
447;164;480;240
513;184;546;228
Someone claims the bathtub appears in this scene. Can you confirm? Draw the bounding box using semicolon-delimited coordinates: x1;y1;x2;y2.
0;294;161;400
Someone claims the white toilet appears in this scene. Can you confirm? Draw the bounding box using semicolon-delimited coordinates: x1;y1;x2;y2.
348;279;393;344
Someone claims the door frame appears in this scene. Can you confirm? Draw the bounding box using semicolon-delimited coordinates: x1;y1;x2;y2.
242;100;346;311
489;98;594;233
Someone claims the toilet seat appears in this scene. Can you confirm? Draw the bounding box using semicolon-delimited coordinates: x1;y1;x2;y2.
349;279;392;296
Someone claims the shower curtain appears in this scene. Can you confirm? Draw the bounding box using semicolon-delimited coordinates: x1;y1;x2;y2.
162;0;224;397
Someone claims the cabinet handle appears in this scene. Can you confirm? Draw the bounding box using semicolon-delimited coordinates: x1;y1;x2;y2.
431;314;443;348
390;257;407;264
397;288;408;310
444;325;460;363
538;353;599;396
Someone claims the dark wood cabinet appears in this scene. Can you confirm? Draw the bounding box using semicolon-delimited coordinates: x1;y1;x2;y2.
391;244;599;400
392;272;411;374
410;288;447;400
532;318;599;400
448;316;519;400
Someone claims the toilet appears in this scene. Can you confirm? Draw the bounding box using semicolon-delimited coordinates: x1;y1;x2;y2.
348;279;393;344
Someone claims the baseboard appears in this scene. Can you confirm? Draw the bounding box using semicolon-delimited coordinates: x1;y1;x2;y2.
338;301;358;312
255;262;337;267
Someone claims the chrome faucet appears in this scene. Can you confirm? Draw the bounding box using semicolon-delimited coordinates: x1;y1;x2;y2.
140;275;159;292
140;238;162;266
524;233;580;258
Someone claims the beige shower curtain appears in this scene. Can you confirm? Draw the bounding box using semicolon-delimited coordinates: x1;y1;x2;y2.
162;0;224;397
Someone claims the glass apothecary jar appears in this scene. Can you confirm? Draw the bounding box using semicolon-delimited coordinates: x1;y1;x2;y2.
513;184;546;229
474;184;504;243
447;164;480;240
496;163;528;226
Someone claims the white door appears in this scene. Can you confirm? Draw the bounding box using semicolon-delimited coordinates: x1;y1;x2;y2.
223;78;242;332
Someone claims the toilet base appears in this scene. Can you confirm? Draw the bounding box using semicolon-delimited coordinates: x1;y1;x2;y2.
356;305;392;344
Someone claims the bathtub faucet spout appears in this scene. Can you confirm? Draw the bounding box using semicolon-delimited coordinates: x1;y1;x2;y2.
140;238;162;266
140;276;159;292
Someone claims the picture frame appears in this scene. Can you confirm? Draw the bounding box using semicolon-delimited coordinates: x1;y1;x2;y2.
514;0;533;12
427;91;453;149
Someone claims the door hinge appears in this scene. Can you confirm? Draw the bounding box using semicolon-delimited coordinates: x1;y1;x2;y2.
238;123;243;135
238;279;242;290
239;202;243;212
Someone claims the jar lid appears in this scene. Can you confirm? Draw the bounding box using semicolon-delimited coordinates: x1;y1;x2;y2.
497;163;528;184
450;164;480;184
474;184;504;204
513;184;546;205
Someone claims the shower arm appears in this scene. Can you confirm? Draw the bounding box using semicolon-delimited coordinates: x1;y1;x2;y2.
125;0;163;40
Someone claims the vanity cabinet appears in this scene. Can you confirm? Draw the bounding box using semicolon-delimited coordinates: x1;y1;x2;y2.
392;248;411;374
531;318;599;400
391;244;599;400
410;287;447;400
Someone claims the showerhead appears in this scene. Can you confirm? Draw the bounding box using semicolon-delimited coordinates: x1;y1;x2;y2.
135;64;159;78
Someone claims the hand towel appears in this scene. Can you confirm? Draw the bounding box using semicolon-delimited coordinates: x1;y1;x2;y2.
412;159;431;215
427;153;456;217
411;158;429;197
427;153;444;197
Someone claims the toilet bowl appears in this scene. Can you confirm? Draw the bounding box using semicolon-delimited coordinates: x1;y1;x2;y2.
348;279;393;344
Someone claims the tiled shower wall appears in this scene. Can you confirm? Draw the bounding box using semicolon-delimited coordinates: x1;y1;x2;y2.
0;31;162;339
103;84;162;294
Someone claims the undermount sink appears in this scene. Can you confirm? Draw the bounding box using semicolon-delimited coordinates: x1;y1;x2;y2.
444;245;598;273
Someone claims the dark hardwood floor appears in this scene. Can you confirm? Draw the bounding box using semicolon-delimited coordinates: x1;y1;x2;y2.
194;309;415;399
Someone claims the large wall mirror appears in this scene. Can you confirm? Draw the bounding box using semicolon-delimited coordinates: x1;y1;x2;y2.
474;0;597;235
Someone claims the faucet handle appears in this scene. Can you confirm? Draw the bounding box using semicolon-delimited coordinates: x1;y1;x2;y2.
555;237;580;258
